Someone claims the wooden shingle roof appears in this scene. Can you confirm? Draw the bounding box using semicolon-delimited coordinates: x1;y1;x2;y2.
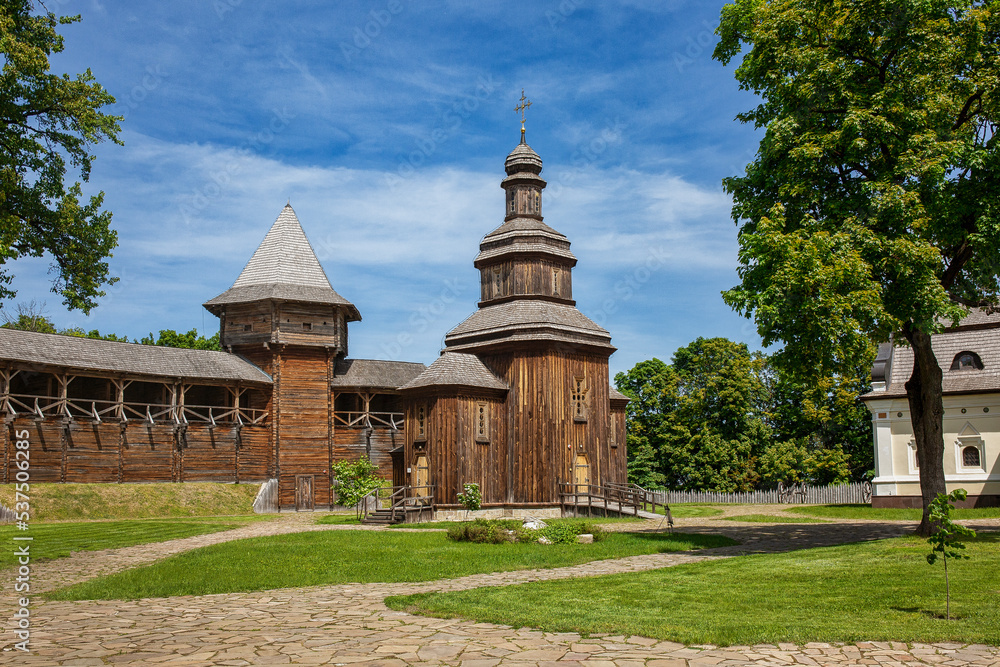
204;205;360;320
330;358;427;391
444;301;614;352
399;352;507;392
609;386;631;404
864;310;1000;399
0;328;272;384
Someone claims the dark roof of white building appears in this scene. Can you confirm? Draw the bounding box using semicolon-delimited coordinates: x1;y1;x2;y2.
399;352;508;392
330;358;427;390
204;205;360;321
0;328;272;384
864;309;1000;399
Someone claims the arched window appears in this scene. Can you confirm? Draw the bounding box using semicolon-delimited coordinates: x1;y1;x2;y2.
962;445;981;468
950;351;984;371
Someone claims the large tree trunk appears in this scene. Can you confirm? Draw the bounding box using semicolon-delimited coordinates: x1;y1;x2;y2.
902;327;948;537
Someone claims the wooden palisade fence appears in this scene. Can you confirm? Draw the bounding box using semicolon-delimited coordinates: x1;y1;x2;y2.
652;481;873;505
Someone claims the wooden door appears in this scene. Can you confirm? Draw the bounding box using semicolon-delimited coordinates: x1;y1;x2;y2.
413;455;429;497
295;475;314;511
574;454;590;492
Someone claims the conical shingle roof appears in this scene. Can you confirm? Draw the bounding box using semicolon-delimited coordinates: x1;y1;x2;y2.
204;205;360;320
399;352;508;392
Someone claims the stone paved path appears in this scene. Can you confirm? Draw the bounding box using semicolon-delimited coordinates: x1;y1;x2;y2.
1;508;997;666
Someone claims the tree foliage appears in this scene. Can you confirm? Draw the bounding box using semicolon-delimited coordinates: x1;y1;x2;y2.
330;457;383;508
714;0;1000;534
1;1;122;313
139;329;221;351
616;337;869;491
926;488;976;620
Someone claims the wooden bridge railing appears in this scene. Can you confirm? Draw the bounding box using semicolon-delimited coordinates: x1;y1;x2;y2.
559;482;672;527
357;484;435;523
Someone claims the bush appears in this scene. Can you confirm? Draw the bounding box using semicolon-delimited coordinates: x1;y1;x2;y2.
330;458;383;508
446;518;605;544
447;519;522;544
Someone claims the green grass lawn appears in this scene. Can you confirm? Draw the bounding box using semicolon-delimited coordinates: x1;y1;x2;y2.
388;534;1000;646
386;515;648;529
315;513;361;525
0;516;268;566
0;482;262;520
722;513;829;523
665;504;725;518
788;504;1000;521
47;529;736;600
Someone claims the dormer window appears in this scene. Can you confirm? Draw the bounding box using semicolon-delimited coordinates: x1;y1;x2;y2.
302;322;312;331
950;351;984;371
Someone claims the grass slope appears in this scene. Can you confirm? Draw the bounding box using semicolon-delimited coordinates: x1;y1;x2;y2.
788;504;1000;521
0;483;262;520
388;534;1000;646
0;517;267;566
48;529;735;600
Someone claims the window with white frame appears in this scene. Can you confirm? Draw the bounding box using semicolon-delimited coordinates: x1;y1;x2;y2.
907;440;919;474
957;437;985;472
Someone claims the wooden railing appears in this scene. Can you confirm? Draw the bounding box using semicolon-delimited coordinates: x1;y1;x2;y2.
357;485;435;523
1;393;268;425
333;411;403;429
559;482;672;526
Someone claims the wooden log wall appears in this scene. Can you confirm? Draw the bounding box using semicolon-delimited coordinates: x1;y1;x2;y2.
478;258;574;302
3;417;272;484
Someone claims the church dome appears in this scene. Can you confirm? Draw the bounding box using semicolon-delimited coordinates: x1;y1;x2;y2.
504;140;543;175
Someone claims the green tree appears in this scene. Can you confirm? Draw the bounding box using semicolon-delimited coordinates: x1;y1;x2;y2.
331;457;384;508
616;339;769;491
1;2;122;313
714;0;1000;535
614;358;674;488
926;489;976;620
139;329;221;351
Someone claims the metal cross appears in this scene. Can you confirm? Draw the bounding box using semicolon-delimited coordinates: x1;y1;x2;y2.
515;89;532;137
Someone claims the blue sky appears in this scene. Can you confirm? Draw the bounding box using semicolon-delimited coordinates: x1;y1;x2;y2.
10;0;765;377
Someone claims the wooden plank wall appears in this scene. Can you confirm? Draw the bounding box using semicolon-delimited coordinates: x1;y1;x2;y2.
274;348;332;508
479;258;573;302
607;408;627;485
332;426;399;478
3;417;272;484
480;349;612;505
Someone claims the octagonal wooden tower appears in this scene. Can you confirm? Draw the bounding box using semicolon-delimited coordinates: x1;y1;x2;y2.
400;134;628;512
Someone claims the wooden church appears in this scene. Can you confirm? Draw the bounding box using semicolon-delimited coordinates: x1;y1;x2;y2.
0;125;627;515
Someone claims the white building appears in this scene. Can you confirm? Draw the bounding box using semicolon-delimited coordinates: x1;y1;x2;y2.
863;311;1000;507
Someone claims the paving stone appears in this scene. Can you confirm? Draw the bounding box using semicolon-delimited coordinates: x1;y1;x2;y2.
0;511;996;666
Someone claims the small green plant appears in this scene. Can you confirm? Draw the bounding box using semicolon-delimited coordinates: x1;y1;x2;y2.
330;458;383;508
447;518;521;543
457;483;482;518
926;489;976;620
